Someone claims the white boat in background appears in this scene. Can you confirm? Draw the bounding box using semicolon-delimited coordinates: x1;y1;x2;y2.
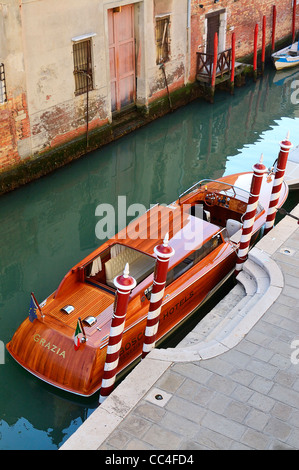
285;145;299;190
272;42;299;70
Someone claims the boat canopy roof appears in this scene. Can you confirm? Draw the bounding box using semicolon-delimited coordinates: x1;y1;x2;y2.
78;203;221;271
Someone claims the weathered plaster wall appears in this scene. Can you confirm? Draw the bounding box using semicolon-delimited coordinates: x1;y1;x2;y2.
0;0;31;169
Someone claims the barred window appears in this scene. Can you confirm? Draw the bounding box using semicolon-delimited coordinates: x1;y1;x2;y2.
73;40;93;96
155;16;170;65
0;63;7;104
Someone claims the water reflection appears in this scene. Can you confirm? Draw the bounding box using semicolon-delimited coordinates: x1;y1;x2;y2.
0;67;298;449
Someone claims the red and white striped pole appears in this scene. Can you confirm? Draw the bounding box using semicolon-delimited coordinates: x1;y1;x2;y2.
235;155;267;275
264;132;292;234
142;233;175;358
99;263;136;404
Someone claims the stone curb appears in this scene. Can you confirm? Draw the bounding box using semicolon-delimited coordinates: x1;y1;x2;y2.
60;356;172;450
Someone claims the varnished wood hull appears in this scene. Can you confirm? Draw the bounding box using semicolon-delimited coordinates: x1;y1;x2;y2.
7;246;237;396
7;172;289;396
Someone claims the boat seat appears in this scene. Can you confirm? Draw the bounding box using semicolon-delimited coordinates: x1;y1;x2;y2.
105;248;154;287
226;219;243;240
190;203;210;222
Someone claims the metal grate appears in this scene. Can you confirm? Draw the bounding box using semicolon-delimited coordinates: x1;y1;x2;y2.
0;63;7;103
156;17;170;65
73;40;93;95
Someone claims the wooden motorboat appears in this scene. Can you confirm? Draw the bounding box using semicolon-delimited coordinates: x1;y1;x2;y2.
272;41;299;70
6;171;288;396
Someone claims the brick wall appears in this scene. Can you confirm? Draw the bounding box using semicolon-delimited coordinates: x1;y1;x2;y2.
0;93;30;171
190;0;298;81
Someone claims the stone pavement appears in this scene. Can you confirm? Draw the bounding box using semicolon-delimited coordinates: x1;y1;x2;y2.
60;204;299;451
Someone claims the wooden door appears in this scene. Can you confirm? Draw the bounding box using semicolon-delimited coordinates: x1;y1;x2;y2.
206;13;220;55
108;5;136;112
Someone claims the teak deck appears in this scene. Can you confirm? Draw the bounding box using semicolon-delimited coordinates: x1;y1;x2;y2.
7;172;289;396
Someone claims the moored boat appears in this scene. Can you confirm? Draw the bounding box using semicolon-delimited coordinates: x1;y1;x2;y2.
272;41;299;70
7;171;288;397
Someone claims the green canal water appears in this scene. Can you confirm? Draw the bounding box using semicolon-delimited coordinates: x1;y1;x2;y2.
0;67;298;449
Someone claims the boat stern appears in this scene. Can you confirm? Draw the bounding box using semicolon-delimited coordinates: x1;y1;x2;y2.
6;316;104;396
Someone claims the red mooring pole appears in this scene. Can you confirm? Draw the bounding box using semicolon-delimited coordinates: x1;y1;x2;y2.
272;5;277;53
230;32;236;94
262;16;266;74
211;32;218;102
235;155;267;275
292;0;297;43
142;233;175;358
99;263;136;404
253;23;258;81
264;133;293;235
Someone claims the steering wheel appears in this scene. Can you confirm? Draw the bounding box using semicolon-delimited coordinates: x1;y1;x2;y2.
204;192;217;207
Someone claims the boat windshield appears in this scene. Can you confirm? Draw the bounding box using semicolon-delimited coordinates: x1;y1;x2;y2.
179;179;263;212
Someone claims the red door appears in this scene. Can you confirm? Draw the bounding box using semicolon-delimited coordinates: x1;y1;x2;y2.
207;13;220;55
108;5;136;112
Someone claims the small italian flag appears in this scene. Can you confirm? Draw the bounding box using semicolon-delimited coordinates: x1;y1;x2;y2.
74;319;83;351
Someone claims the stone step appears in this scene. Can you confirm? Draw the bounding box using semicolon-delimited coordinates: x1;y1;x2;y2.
249;247;284;288
236;269;257;295
243;258;270;289
196;253;271;345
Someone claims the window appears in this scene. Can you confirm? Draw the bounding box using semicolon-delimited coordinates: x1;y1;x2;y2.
0;63;7;104
155;16;170;64
73;40;93;95
166;235;222;285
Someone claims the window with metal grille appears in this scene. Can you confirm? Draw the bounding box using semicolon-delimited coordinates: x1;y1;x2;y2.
73;40;93;95
155;16;170;65
0;63;7;104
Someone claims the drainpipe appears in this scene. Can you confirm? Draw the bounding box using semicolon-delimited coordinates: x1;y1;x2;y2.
187;0;191;29
186;0;191;82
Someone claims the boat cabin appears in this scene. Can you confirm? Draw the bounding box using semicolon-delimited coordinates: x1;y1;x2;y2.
77;178;259;298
